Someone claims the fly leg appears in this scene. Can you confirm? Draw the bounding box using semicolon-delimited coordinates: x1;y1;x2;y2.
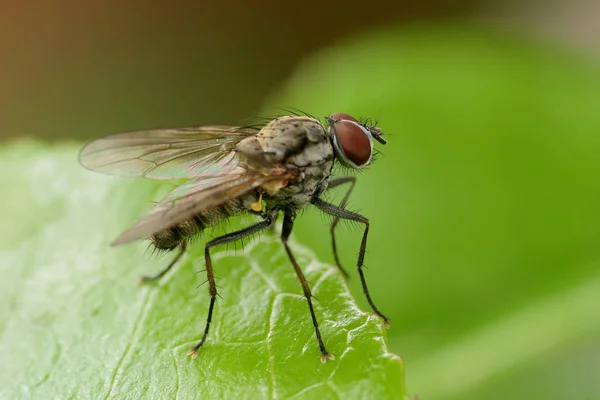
139;240;187;284
311;197;389;327
281;211;334;363
325;177;356;279
187;211;277;358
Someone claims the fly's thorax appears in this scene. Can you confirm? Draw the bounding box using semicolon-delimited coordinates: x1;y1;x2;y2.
232;115;335;209
254;116;334;208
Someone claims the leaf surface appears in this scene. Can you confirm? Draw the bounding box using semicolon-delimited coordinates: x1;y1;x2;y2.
0;143;405;399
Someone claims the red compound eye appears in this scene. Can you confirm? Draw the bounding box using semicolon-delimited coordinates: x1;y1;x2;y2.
328;112;373;168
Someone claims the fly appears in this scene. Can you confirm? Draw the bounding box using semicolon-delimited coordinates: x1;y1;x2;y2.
79;111;388;363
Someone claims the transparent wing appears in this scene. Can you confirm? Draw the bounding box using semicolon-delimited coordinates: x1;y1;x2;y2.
111;167;292;246
79;125;259;179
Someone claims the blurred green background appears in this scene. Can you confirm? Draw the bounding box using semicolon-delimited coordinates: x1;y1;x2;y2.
2;0;600;398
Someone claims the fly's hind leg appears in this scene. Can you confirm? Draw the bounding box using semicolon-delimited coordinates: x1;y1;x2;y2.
139;240;188;284
281;211;334;363
187;211;276;358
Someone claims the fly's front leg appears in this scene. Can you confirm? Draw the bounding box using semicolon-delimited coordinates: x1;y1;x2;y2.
325;177;357;279
187;211;277;358
281;211;334;363
311;197;389;327
139;240;187;284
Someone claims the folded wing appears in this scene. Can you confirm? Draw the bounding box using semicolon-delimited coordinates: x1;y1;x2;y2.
111;168;291;245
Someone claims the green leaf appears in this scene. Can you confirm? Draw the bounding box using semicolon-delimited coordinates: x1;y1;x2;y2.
267;22;600;399
0;143;405;399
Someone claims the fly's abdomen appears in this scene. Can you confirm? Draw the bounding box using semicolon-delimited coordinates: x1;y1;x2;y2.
150;217;204;250
150;194;254;250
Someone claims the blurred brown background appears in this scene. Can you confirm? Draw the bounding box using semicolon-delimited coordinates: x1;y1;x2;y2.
0;0;466;141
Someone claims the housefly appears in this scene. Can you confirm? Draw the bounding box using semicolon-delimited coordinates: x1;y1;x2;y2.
79;111;388;363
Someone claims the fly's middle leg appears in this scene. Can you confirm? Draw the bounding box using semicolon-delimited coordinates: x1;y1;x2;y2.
187;211;277;358
281;211;334;363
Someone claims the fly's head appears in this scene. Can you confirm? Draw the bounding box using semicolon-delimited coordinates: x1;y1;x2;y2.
326;112;387;169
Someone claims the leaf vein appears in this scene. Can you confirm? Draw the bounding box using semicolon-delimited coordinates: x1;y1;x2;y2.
103;288;154;400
